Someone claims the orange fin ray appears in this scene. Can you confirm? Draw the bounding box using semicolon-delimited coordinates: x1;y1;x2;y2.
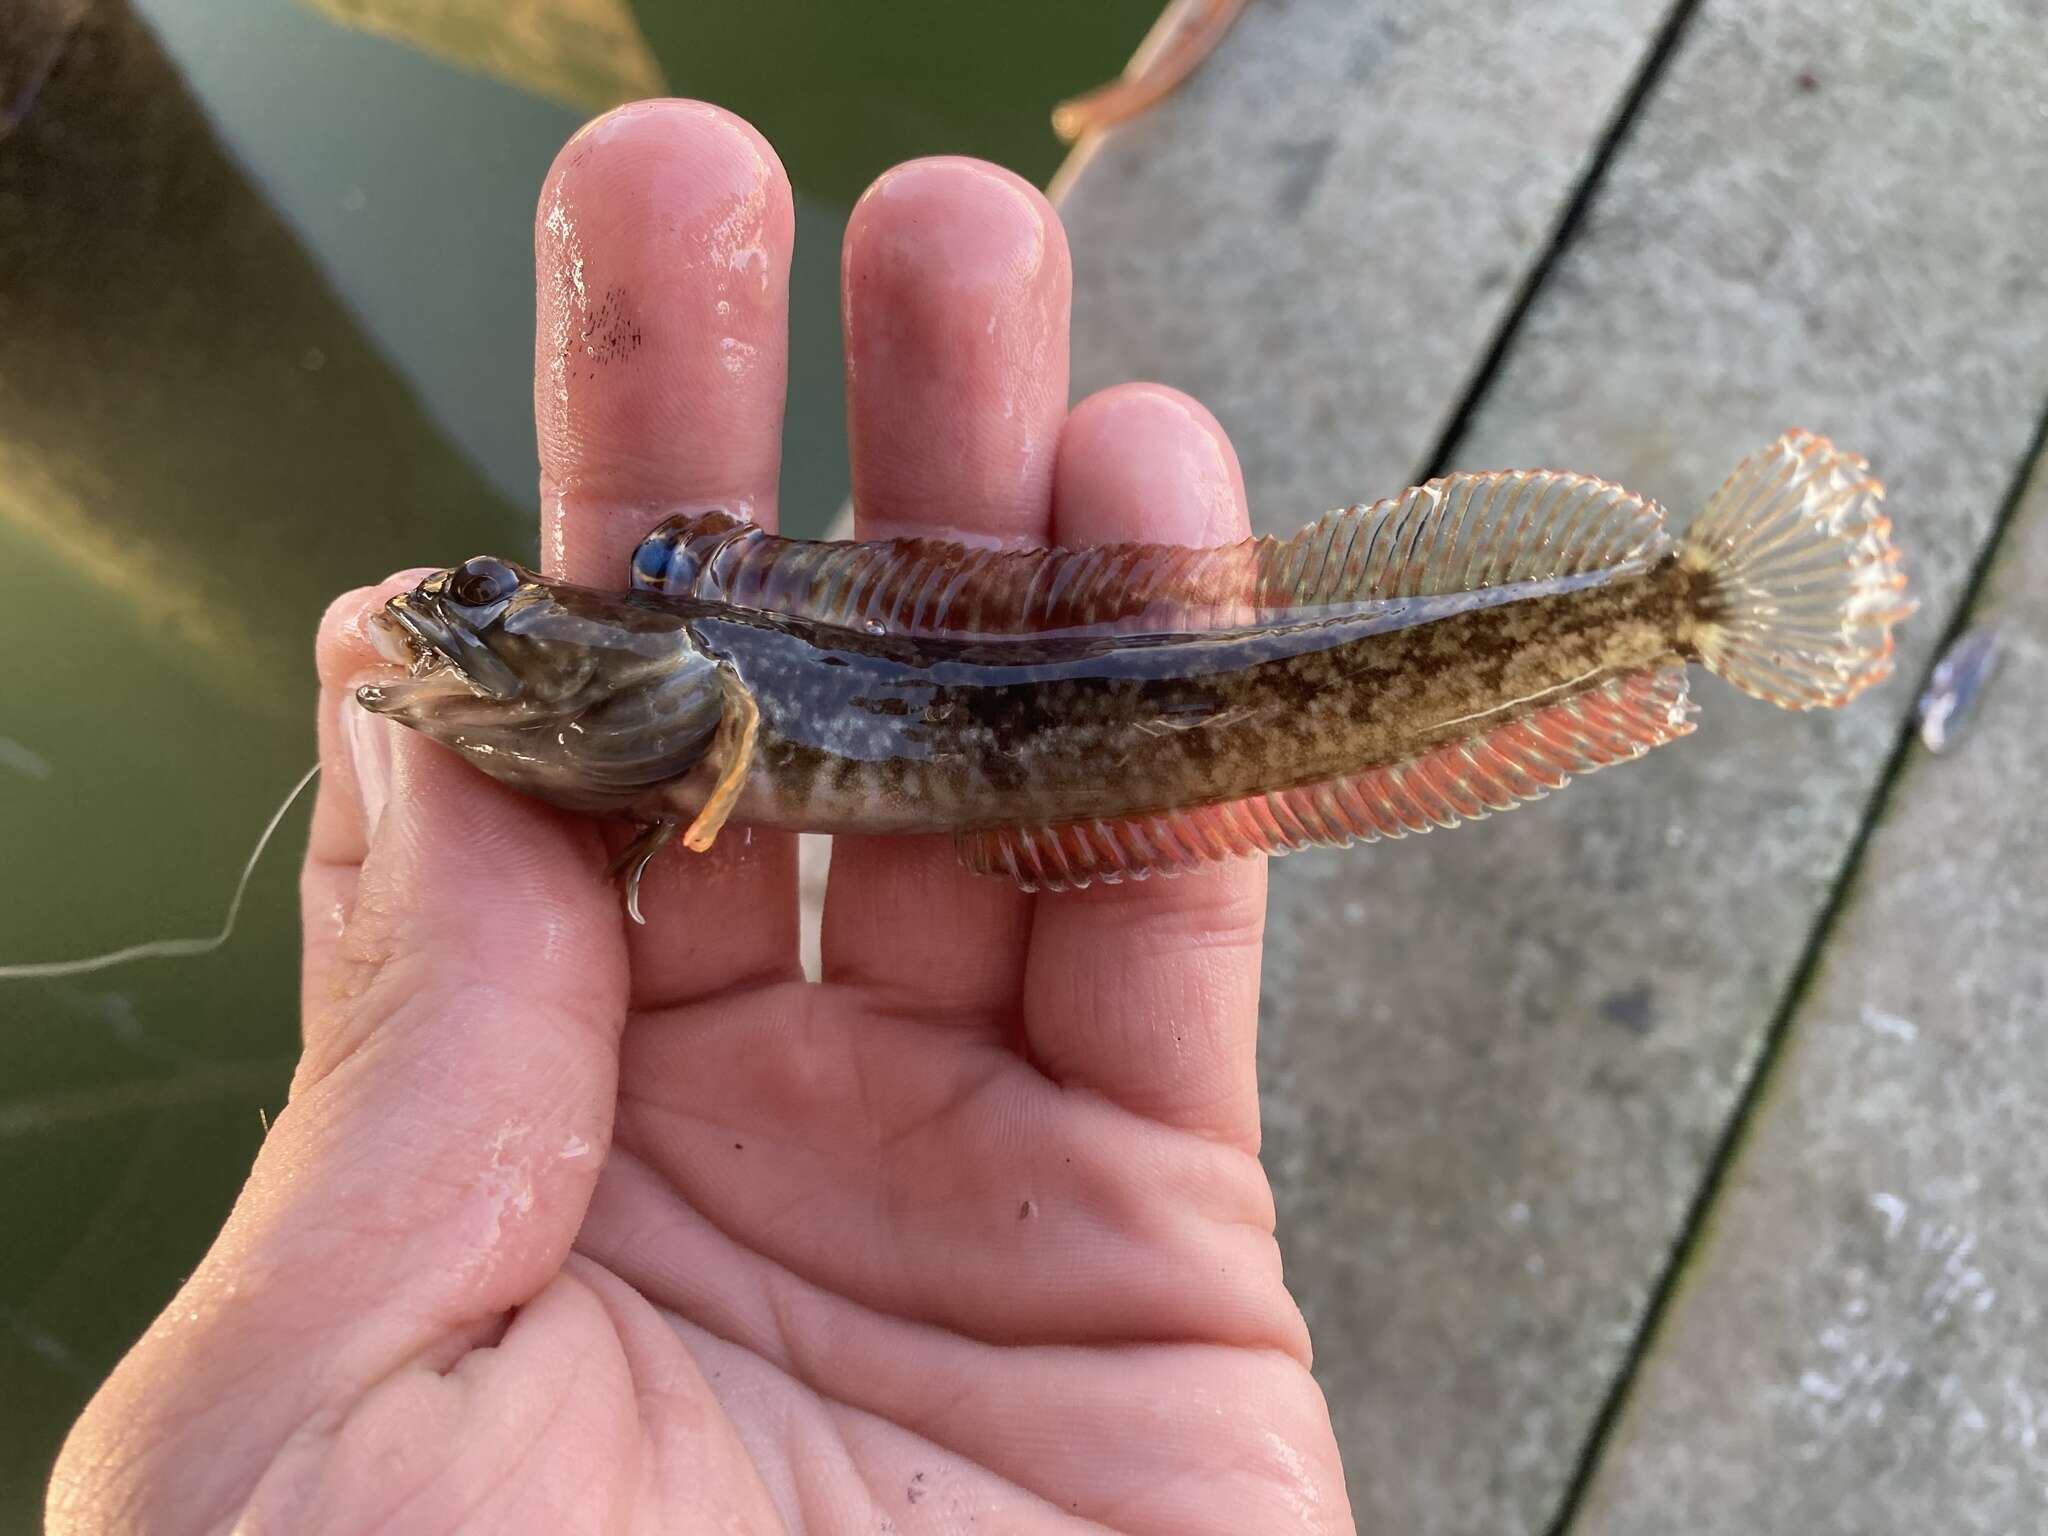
955;668;1696;891
681;669;760;854
1680;429;1914;709
630;472;1672;639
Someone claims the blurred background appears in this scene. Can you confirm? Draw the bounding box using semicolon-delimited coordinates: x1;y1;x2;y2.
0;0;1162;1519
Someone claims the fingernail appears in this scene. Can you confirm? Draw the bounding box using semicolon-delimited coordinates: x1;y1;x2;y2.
344;697;393;841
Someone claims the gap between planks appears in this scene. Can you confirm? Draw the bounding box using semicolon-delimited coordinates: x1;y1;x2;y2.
1539;391;2048;1536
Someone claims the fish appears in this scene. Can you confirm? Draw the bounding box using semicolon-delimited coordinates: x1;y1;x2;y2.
357;429;1912;914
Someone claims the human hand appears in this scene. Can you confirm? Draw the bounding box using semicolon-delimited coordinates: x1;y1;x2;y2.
49;102;1351;1533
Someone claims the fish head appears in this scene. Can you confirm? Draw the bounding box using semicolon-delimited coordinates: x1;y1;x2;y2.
355;557;727;812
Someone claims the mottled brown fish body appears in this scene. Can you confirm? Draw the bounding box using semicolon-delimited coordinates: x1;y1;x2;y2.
651;562;1697;836
362;430;1910;899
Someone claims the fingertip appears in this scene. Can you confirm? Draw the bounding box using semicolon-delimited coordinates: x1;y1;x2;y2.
842;156;1072;539
538;102;791;280
845;155;1069;299
314;583;385;671
315;569;437;688
307;572;437;967
1055;382;1250;546
548;97;788;188
536;99;795;560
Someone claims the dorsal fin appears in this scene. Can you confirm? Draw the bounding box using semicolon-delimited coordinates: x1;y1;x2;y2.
629;472;1672;638
955;667;1696;891
630;509;1269;635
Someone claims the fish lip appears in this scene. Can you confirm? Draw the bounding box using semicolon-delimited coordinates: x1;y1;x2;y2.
357;607;450;718
354;670;483;719
368;592;524;702
367;606;430;669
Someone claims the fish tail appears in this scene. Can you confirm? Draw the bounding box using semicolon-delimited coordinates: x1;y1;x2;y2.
1679;429;1915;709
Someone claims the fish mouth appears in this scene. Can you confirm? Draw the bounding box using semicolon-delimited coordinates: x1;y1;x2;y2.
356;596;521;719
366;602;444;674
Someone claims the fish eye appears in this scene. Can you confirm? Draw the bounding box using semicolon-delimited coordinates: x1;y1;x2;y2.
629;537;670;586
448;557;519;608
630;531;697;593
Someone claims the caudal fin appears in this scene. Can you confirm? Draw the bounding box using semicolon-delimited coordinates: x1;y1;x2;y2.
1681;430;1914;709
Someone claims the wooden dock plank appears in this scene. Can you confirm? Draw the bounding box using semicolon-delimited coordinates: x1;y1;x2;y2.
1057;2;2048;1530
1570;445;2048;1534
1056;0;1677;521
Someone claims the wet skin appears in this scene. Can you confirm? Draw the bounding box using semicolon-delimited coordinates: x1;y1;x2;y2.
48;105;1354;1533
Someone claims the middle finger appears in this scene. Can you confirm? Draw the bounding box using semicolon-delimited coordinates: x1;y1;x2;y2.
817;158;1072;1021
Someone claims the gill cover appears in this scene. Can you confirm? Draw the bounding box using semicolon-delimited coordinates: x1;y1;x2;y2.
358;558;729;813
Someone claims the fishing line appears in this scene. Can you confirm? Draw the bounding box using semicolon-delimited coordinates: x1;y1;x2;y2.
0;763;320;980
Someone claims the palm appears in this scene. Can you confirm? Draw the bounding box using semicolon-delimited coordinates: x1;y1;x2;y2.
555;946;1328;1530
49;104;1349;1534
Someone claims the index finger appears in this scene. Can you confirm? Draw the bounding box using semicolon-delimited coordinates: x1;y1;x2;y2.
536;100;792;579
534;101;801;1003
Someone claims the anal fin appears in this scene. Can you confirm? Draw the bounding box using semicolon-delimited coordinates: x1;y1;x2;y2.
956;668;1697;892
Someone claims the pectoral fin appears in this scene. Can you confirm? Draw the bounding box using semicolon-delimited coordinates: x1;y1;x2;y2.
681;668;760;854
603;670;761;923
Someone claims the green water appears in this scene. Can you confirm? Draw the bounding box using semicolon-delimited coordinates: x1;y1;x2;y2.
0;0;1158;1518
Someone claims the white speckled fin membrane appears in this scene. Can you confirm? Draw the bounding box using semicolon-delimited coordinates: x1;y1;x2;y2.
1680;430;1915;709
631;472;1672;638
955;667;1696;891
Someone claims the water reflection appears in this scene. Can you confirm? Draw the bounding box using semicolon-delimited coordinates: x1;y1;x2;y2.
299;0;664;111
0;2;523;1511
0;0;1158;1517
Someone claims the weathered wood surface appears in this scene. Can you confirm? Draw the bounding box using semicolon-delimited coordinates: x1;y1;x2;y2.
1575;450;2048;1535
1059;0;1677;517
1056;1;2048;1531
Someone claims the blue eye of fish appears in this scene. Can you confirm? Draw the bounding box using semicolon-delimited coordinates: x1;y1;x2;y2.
630;537;673;586
630;532;698;593
448;557;519;608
